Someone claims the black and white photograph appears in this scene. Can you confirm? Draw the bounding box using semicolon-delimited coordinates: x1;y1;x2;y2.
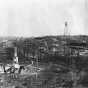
0;0;87;88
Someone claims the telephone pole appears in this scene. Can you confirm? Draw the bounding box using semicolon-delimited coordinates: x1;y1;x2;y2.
64;21;68;56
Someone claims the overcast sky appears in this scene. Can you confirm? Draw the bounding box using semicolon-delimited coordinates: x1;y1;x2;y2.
0;0;87;37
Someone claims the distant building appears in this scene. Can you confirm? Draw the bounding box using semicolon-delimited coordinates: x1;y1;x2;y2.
67;40;88;56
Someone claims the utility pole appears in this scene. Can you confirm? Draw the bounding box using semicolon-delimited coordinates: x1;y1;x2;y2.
64;21;68;56
64;21;68;36
35;50;38;79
